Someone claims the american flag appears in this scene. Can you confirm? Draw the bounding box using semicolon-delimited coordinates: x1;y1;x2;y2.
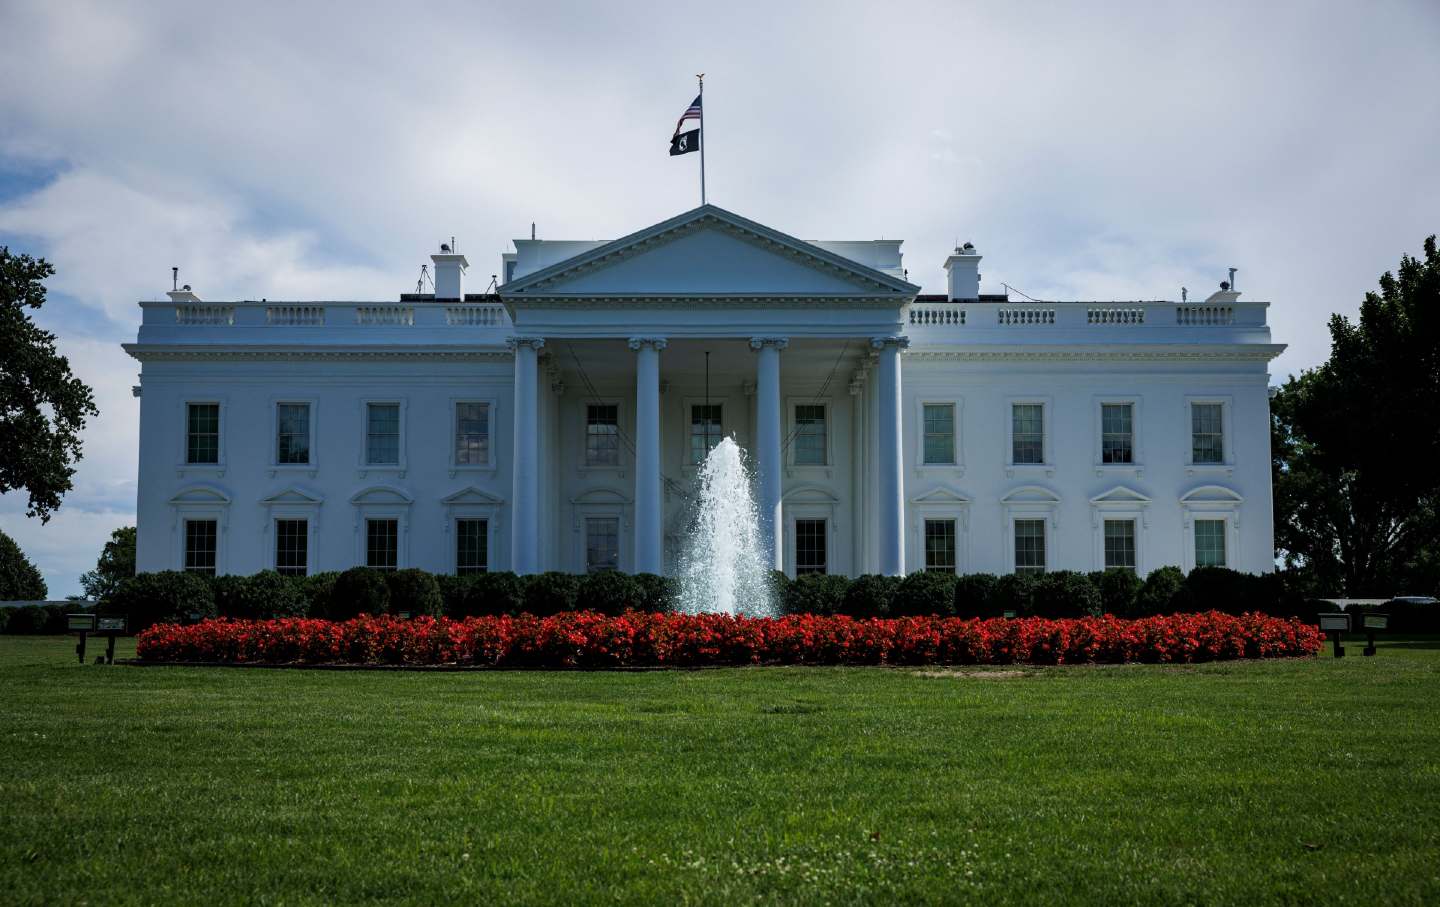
673;94;702;137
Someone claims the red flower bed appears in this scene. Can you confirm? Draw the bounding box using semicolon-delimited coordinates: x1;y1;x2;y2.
136;611;1322;667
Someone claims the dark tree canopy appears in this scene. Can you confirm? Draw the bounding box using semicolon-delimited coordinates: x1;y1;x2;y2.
1272;235;1440;596
80;526;136;602
0;247;99;521
0;528;47;600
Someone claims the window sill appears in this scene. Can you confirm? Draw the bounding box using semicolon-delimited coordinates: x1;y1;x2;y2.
1185;463;1234;477
268;464;318;479
1004;464;1054;479
914;463;966;478
448;464;498;478
578;464;627;476
1093;463;1144;478
785;465;833;480
358;465;407;479
176;464;226;478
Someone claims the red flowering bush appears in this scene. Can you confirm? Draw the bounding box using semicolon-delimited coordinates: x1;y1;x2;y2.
136;611;1322;667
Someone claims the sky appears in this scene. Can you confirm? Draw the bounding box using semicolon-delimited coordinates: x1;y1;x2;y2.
1;0;1437;597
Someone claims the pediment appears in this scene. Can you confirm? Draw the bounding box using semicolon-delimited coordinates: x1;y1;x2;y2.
169;484;231;505
782;485;841;504
350;485;413;506
1090;485;1151;506
572;488;631;505
910;487;971;505
440;486;505;506
260;486;323;506
502;205;918;300
1180;485;1244;504
1000;485;1062;505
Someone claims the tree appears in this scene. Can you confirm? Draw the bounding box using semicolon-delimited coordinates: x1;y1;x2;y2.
80;526;136;602
1;247;99;521
0;529;47;600
1272;235;1440;595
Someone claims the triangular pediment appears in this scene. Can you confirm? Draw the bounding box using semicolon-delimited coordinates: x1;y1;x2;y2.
501;205;918;300
910;487;971;505
260;486;324;506
441;486;504;506
1090;485;1151;506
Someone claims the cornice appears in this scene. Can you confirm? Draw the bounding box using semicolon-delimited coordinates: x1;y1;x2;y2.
502;293;910;308
123;344;513;363
905;345;1285;362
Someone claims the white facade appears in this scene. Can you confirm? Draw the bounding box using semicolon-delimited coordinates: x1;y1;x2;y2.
125;205;1283;580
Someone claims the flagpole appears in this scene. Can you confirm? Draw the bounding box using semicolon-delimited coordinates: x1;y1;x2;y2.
697;73;706;205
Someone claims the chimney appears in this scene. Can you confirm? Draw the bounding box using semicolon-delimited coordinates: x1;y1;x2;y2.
943;242;981;301
431;239;468;300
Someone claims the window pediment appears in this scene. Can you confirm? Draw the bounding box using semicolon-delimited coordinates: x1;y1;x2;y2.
1179;485;1244;505
440;486;505;507
1090;485;1151;506
910;487;970;506
260;487;323;506
571;488;631;506
169;484;231;505
1000;485;1061;505
350;485;413;506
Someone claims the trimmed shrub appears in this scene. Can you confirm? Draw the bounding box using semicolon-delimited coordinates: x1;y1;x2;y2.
327;567;391;620
1032;571;1102;618
1135;566;1185;616
892;571;958;617
436;574;477;617
993;572;1039;616
4;604;49;634
105;570;216;631
385;569;444;617
578;571;642;615
953;574;1000;618
631;573;678;613
216;571;307;620
842;574;899;618
783;574;851;616
210;575;246;619
459;572;526;617
1181;566;1253;614
524;572;580;617
0;607;8;633
1093;568;1143;617
300;571;340;618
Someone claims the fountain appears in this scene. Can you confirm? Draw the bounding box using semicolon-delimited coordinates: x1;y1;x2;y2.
675;436;776;616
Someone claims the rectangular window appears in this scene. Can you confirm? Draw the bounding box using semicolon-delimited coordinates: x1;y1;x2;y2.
366;403;401;465
1101;403;1133;465
366;518;398;570
454;402;490;465
1011;403;1044;464
924;519;957;573
276;403;311;465
585;517;619;573
186;403;220;464
1014;519;1046;575
793;405;827;466
184;519;217;575
585;404;620;466
795;519;827;575
923;404;955;465
1195;519;1227;567
1103;519;1137;571
275;519;308;577
689;404;723;465
1191;403;1225;464
456;519;488;575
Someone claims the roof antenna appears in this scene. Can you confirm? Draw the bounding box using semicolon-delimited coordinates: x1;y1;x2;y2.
416;264;432;294
1227;267;1238;292
531;222;537;241
1182;286;1188;303
172;267;178;291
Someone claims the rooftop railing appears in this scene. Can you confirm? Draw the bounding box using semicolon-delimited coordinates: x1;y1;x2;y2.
908;299;1268;336
144;300;512;330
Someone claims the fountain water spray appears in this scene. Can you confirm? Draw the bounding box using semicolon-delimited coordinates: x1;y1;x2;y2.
676;436;776;616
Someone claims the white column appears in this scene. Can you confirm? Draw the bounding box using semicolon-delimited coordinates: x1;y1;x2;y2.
872;335;908;575
629;337;666;574
750;337;788;571
509;336;544;574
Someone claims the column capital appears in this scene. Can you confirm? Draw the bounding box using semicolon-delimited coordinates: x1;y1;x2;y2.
507;336;546;351
870;335;910;351
627;336;668;352
749;337;790;352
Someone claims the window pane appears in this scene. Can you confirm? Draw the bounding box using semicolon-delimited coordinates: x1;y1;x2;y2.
1011;404;1044;464
184;519;217;575
456;519;488;575
366;519;398;570
585;517;619;573
1191;403;1224;464
795;519;827;575
923;404;955;464
794;405;827;466
1103;519;1136;570
275;519;308;576
689;404;723;465
276;403;310;465
1195;519;1227;567
186;403;220;464
455;403;490;465
924;519;956;573
1014;519;1046;575
586;404;619;466
1101;403;1133;464
366;403;400;465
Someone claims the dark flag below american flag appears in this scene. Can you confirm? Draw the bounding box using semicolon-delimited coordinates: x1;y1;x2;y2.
669;93;701;156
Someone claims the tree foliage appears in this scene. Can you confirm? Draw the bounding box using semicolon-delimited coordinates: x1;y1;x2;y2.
1272;235;1440;595
0;529;47;600
0;247;99;521
80;526;136;601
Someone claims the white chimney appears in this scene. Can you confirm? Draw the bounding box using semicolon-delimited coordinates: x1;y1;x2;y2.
431;241;468;300
943;242;981;300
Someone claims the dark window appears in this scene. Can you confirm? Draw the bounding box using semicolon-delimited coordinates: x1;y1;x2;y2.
1101;403;1133;464
1195;519;1227;567
585;517;619;573
184;519;217;575
689;404;723;465
793;405;827;465
924;519;957;573
795;519;827;575
1191;403;1224;464
275;519;308;577
366;403;400;465
1011;403;1044;464
366;519;398;570
586;404;620;466
187;403;219;464
276;403;311;465
455;402;490;465
923;404;955;464
456;519;488;575
1014;519;1046;575
1103;519;1136;571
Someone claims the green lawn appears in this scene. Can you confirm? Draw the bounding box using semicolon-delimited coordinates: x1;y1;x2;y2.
2;635;1438;905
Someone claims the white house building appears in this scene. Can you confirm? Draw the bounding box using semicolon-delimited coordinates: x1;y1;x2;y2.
125;205;1283;581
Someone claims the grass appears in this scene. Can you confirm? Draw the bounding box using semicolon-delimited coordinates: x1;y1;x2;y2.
1;635;1438;905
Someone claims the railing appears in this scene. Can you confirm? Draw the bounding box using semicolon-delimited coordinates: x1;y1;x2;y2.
1176;305;1234;325
1087;305;1145;324
997;307;1055;325
175;304;234;326
903;300;1268;335
909;306;965;326
266;305;325;326
355;306;415;326
446;304;507;326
